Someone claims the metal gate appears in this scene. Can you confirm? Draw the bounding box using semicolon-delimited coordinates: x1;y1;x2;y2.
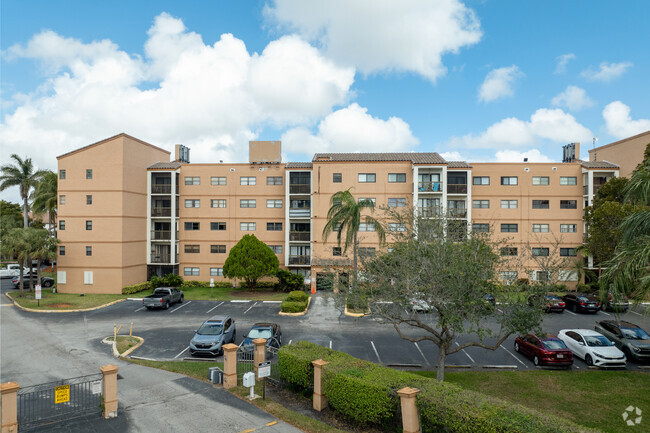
236;344;255;383
266;345;281;385
17;373;103;431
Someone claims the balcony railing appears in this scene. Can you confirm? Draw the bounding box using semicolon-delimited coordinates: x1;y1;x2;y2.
418;181;443;192
447;184;468;194
448;208;468;218
420;207;442;218
290;232;310;241
289;209;311;218
583;185;589;195
152;185;171;194
289;184;310;194
151;230;171;240
150;254;171;264
151;207;171;217
289;255;311;265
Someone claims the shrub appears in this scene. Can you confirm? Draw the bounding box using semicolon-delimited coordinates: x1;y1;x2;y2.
286;290;308;302
122;281;152;295
516;278;530;286
553;283;568;292
276;269;305;292
150;273;184;288
281;300;308;313
576;283;590;292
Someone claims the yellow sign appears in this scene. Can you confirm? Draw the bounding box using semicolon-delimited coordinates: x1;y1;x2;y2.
55;385;70;404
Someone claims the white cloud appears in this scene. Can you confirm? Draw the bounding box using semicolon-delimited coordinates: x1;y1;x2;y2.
478;65;523;102
439;151;464;161
551;86;594;111
580;61;632;82
281;103;419;155
264;0;482;83
494;149;553;163
602;101;650;139
554;53;575;74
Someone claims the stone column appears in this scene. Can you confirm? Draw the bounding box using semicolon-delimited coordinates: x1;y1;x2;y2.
222;343;238;389
311;359;329;411
397;387;420;433
253;338;267;377
100;364;119;419
1;382;19;433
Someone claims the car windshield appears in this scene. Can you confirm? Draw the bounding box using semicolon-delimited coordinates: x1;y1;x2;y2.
621;328;650;340
542;340;567;350
546;295;560;301
247;329;272;339
197;323;223;335
585;335;613;347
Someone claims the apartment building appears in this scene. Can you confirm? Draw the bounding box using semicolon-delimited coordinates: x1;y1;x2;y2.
58;132;649;294
588;130;649;179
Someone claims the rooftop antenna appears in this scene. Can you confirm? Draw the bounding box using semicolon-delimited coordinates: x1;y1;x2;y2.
592;136;598;161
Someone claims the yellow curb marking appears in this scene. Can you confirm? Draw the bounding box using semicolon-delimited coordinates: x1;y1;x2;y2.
239;429;256;433
266;421;278;426
278;296;311;316
4;292;126;313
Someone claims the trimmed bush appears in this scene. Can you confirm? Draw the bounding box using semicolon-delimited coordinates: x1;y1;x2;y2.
151;273;184;288
276;269;305;292
122;281;152;295
280;300;308;313
286;290;308;302
181;280;232;288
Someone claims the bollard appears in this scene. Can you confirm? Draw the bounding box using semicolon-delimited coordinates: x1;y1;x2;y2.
222;343;238;389
397;387;420;433
311;359;329;411
100;365;119;419
1;382;19;433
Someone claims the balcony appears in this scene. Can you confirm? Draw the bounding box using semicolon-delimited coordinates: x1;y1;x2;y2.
152;184;172;194
583;185;589;195
289;209;310;218
151;207;171;217
420;207;442;218
150;254;171;264
151;230;171;240
418;181;443;192
289;184;310;194
447;184;468;194
448;208;468;218
290;232;310;242
289;255;311;265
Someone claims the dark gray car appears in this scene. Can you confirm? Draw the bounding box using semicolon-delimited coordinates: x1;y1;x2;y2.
595;320;650;362
189;315;236;357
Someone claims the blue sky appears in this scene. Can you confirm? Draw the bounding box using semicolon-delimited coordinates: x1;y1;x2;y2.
2;0;649;202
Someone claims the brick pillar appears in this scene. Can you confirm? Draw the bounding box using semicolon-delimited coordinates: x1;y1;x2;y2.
397;387;420;433
222;343;238;389
1;382;19;433
311;359;329;411
100;364;119;419
253;338;267;377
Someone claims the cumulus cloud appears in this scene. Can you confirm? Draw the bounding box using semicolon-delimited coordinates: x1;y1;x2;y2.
281;103;419;155
551;86;594;111
581;61;632;82
264;0;482;83
493;149;553;163
554;53;575;74
602;101;650;139
478;65;523;102
439;151;464;161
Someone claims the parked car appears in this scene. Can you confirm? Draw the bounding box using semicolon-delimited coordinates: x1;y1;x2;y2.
595;320;650;362
561;293;600;313
1;264;37;279
528;294;565;313
557;329;626;367
483;293;496;307
514;334;573;367
242;323;282;349
189;315;236;357
410;292;433;312
12;274;54;289
602;292;630;313
142;287;183;310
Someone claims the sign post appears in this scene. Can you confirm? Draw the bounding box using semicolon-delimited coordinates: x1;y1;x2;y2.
258;361;271;400
35;284;42;307
210;278;214;298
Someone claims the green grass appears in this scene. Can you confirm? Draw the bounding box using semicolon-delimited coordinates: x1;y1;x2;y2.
126;358;222;381
414;370;650;433
105;336;141;354
8;289;134;310
180;286;287;301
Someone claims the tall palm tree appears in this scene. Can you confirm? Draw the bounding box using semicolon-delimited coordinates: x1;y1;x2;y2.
29;228;58;288
31;170;58;237
322;188;386;295
0;154;47;228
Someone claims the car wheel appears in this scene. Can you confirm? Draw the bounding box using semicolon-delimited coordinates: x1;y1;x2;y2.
164;301;169;310
622;347;632;360
533;356;540;366
179;296;183;303
514;342;520;352
585;354;593;366
146;306;152;310
43;280;52;288
572;304;577;313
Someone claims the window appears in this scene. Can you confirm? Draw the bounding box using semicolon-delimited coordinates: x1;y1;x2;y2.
184;176;200;185
501;224;518;233
184;267;200;276
240;222;256;231
388;173;406;183
333;247;342;256
211;199;226;208
532;176;550;185
560;200;577;209
359;223;376;232
211;245;226;253
473;176;490;185
210;268;223;277
358;173;376;183
240;176;256;185
86;195;92;205
560;176;577;185
267;222;282;231
57;271;66;284
269;245;282;254
388;223;406;232
532;224;549;233
59;169;66;180
358;198;376;205
184;222;200;231
501;200;517;209
333;173;342;183
84;271;93;284
59;220;65;230
500;247;518;256
240;199;256;208
266;199;283;208
86;246;92;256
473;200;489;209
532;271;550;282
560;224;577;233
211;176;227;185
59;246;65;256
86;169;93;179
184;245;200;253
560;247;577;257
559;270;579;281
185;199;200;208
472;223;489;233
86;220;92;230
388;198;406;207
59;195;66;205
532;200;549;209
501;271;518;281
501;176;518;185
532;247;550;257
266;176;283;185
210;222;226;231
358;247;376;256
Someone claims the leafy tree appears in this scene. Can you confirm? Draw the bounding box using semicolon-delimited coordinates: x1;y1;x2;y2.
223;234;279;290
1;228;29;297
0;201;23;260
28;228;58;289
276;269;305;292
0;154;47;228
31;170;58;236
583;200;640;266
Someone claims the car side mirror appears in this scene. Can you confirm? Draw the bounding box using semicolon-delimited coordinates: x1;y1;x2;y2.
194;330;197;333
578;341;585;346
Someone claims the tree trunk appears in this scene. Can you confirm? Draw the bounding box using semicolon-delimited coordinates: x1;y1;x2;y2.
436;347;446;382
23;197;29;228
353;231;358;307
28;255;34;292
37;259;42;286
18;263;24;298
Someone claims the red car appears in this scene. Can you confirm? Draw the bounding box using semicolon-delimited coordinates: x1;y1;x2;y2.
514;334;573;367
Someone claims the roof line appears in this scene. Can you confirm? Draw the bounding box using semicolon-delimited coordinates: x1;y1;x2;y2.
589;130;650;153
57;133;170;159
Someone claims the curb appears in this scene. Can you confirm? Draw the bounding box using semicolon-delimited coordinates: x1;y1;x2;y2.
278;296;311;316
344;303;371;317
102;335;144;358
5;292;126;313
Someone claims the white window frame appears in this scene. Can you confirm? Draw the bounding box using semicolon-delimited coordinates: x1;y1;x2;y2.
388;223;406;232
560;176;577;186
266;176;283;185
211;176;227;186
240;222;256;231
210;268;224;277
560;224;577;233
184;176;200;185
57;271;66;284
240;176;256;186
211;199;226;208
532;224;549;233
532;176;550;185
184;267;200;276
388;198;406;207
388;173;406;183
501;200;517;209
473;200;489;209
84;271;93;285
240;199;256;208
267;199;283;208
359;223;376;232
358;173;376;183
184;199;200;208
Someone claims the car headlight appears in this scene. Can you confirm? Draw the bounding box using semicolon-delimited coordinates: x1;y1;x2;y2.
592;352;604;358
631;345;641;353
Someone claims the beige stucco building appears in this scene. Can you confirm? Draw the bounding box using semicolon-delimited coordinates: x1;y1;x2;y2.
588;130;649;179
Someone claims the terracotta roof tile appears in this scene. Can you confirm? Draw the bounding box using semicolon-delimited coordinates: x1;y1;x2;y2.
312;152;446;164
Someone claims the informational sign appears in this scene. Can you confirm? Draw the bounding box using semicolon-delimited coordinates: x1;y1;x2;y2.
35;284;42;300
258;361;271;378
55;385;70;404
209;278;215;288
91;380;102;395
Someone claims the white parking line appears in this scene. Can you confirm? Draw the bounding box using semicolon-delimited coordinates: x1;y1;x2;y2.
455;342;475;364
630;311;642;316
134;306;145;312
262;301;282;303
174;346;189;359
370;341;382;363
496;308;503;314
600;311;611;316
329;341;332;349
231;300;251;303
565;310;577;316
414;342;430;366
500;345;526;366
207;302;224;314
170;301;192;313
244;302;258;314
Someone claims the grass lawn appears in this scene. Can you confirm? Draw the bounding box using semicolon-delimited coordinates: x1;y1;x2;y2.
7;289;139;310
127;358;222;381
106;336;141;354
415;369;649;433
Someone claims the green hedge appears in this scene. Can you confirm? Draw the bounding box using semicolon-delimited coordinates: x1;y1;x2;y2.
278;342;598;432
122;282;152;295
280;300;308;313
286;290;308;302
180;280;233;288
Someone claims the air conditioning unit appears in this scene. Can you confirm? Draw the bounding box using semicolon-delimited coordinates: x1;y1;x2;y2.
552;167;557;171
230;168;235;172
524;168;530;172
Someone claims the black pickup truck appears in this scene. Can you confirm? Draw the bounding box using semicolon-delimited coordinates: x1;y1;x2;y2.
143;287;184;310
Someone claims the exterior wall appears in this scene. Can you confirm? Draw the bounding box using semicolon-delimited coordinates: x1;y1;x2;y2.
249;141;282;163
588;131;649;178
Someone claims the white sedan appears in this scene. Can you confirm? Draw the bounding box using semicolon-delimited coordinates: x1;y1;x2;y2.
558;329;626;368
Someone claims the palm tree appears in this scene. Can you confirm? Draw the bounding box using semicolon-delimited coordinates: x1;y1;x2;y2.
0;154;47;228
1;228;29;297
31;170;58;237
322;188;386;298
29;228;58;287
